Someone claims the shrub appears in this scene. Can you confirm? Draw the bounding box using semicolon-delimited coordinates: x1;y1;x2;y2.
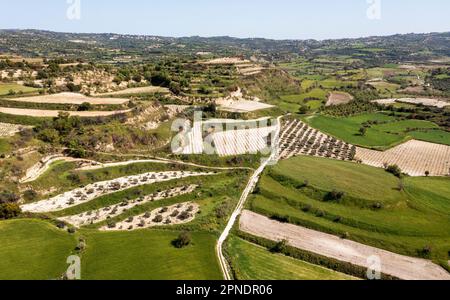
418;245;432;258
153;215;163;223
0;203;21;219
385;164;402;177
172;231;192;248
325;189;345;201
106;219;116;229
271;239;288;253
177;211;191;221
78;102;92;111
301;204;312;212
23;189;38;202
0;191;20;204
56;221;66;229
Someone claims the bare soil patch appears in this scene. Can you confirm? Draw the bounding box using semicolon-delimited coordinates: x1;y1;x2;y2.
356;140;450;177
326;92;354;106
0;107;132;117
9;92;129;105
96;86;169;96
240;210;450;280
373;98;449;108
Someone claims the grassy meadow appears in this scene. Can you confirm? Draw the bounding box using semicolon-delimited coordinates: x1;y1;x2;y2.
227;236;356;280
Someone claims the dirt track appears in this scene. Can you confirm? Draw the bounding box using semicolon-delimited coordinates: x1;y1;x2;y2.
0;107;132;117
240;210;450;280
9;92;129;105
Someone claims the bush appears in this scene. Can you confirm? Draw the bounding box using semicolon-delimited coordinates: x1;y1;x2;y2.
0;191;20;204
325;189;345;201
172;231;192;248
385;164;402;177
78;102;92;111
23;189;38;202
0;203;21;219
271;239;288;253
153;215;163;223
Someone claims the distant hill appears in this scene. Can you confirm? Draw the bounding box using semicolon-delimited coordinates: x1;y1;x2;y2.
0;29;449;63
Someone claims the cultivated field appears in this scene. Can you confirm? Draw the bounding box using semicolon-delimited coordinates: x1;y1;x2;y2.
96;86;169;96
216;88;274;112
356;140;450;176
60;185;198;227
200;57;251;65
0;107;133;117
305;113;449;149
326;92;354;106
0;83;38;96
240;210;450;280
176;117;278;156
250;156;450;264
9;92;129;105
373;98;450;108
21;171;216;213
101;202;200;231
278;119;356;161
227;236;355;280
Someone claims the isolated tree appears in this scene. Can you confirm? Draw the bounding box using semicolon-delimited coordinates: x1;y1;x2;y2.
172;231;192;248
359;127;367;136
298;105;309;114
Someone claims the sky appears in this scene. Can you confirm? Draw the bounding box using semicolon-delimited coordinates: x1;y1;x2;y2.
1;0;449;40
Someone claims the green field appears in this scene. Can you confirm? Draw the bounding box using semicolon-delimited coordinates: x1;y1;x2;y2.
81;230;222;280
0;138;11;155
0;83;38;96
276;89;327;113
227;237;355;280
0;219;77;280
249;156;450;262
305;113;449;149
409;129;450;146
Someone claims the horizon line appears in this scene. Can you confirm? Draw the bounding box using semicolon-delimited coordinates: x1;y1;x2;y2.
1;28;449;42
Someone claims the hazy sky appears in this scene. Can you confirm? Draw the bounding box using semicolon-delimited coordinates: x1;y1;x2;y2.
1;0;449;40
